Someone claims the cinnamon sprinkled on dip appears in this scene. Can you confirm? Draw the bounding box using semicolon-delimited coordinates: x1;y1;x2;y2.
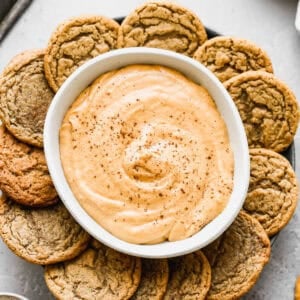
60;65;234;244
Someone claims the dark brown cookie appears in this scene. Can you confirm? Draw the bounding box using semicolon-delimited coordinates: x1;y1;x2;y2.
0;194;90;265
44;15;120;91
118;1;207;56
224;71;299;152
44;239;141;300
164;251;211;300
243;148;298;236
131;258;169;300
0;124;57;207
0;49;55;147
193;36;273;82
203;211;271;300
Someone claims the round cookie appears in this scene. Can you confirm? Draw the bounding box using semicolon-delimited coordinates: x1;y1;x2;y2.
200;236;222;267
0;195;90;265
164;251;211;300
0;49;55;147
44;15;120;92
193;36;273;82
295;277;300;300
44;239;141;300
243;148;299;236
118;1;207;57
131;258;169;300
0;124;57;207
203;211;271;300
224;71;299;152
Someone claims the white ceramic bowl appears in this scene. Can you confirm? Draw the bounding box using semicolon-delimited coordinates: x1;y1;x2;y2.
44;47;249;258
0;293;29;300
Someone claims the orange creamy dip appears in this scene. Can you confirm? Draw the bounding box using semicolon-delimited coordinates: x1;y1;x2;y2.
60;65;234;244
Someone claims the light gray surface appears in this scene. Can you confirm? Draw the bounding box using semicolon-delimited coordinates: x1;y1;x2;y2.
296;0;300;33
0;0;299;299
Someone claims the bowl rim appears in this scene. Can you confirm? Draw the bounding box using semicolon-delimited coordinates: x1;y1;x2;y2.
0;292;29;300
44;47;250;258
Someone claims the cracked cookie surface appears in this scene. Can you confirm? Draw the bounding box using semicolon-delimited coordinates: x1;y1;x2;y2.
0;195;90;265
243;148;298;236
44;15;120;91
164;251;211;300
0;124;57;207
203;211;270;300
131;258;169;300
193;36;273;82
44;239;141;300
224;71;299;152
118;1;207;56
0;49;54;147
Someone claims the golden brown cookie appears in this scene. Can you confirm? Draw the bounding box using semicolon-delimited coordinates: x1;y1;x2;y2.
44;15;120;92
295;277;300;300
0;194;90;265
203;211;271;300
118;1;207;56
164;251;211;300
201;236;222;267
243;148;298;236
0;124;57;207
193;36;273;82
224;71;299;152
131;258;169;300
44;239;141;300
0;49;54;147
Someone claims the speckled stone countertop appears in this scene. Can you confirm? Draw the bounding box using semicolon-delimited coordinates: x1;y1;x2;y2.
0;0;299;299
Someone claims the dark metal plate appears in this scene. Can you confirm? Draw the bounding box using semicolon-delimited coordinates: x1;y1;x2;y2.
0;0;17;21
0;0;32;43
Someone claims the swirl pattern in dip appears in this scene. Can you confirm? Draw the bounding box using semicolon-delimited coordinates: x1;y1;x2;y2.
60;65;234;244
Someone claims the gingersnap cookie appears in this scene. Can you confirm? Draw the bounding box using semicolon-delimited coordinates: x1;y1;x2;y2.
295;277;300;300
131;258;169;300
0;49;54;147
243;148;298;236
44;239;141;300
201;236;222;267
0;124;57;207
203;211;270;300
44;15;120;92
0;195;90;265
118;1;207;56
193;36;273;82
224;71;299;152
164;251;211;300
